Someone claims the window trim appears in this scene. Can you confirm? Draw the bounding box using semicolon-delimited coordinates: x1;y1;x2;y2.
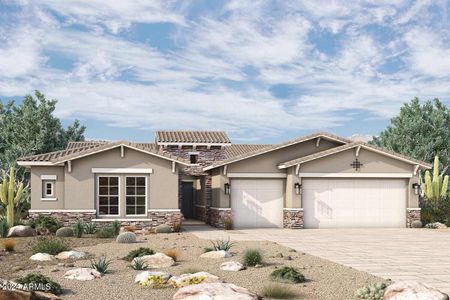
125;175;148;217
44;181;54;197
97;175;121;217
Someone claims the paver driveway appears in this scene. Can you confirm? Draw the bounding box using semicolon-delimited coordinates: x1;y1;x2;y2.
187;227;450;294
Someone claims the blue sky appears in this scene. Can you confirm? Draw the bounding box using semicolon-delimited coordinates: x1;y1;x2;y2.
1;1;450;144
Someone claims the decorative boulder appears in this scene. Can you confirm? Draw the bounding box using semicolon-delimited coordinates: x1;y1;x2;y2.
200;250;231;259
155;224;172;233
384;281;449;300
64;268;102;281
134;271;171;285
168;272;220;288
220;261;245;271
425;222;447;229
173;283;258;300
55;227;74;237
55;250;86;260
0;289;61;300
7;225;36;237
116;231;137;243
30;253;55;261
136;253;175;268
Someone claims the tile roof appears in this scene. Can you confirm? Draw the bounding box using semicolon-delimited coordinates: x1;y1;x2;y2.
224;144;270;159
66;141;108;150
203;132;350;170
278;141;432;169
155;131;231;144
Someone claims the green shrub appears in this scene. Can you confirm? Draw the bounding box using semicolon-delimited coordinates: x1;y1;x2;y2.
271;267;305;283
111;220;121;236
55;227;74;237
0;217;9;238
124;247;155;261
131;257;148;270
243;249;262;267
116;231;137;243
261;282;298;299
95;228;115;238
355;282;387;300
411;220;423;228
73;219;84;238
28;215;61;234
203;247;214;253
16;273;63;295
84;222;97;234
32;237;69;255
155;224;171;233
90;255;111;274
211;237;234;251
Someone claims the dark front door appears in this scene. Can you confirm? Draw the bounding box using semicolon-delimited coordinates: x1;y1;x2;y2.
181;182;194;219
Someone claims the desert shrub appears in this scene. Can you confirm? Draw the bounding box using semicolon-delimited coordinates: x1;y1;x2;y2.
55;227;74;237
172;220;182;233
164;248;179;262
224;215;233;230
243;249;263;267
155;224;172;233
90;255;111;274
131;257;148;270
116;232;137;243
0;218;9;238
28;215;61;234
411;220;423;228
111;220;121;236
124;247;155;261
16;273;63;295
73;219;84;238
95;228;115;238
271;267;305;283
262;282;298;299
211;237;234;251
83;222;97;234
203;247;214;253
355;282;387;300
140;274;169;289
123;225;136;232
32;237;69;255
3;238;16;251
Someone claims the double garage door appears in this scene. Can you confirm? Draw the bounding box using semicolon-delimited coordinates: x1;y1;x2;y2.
231;178;407;229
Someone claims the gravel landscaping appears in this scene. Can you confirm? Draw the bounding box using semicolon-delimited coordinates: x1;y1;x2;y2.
2;232;387;299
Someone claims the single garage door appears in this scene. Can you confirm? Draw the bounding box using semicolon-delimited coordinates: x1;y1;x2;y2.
302;178;407;228
231;179;284;228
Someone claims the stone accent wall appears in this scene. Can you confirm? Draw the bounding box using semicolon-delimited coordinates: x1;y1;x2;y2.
283;209;304;229
406;208;421;228
28;211;96;227
205;175;212;224
209;208;231;228
194;205;207;222
165;148;227;176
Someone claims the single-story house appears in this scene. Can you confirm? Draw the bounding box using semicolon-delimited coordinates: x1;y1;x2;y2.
17;131;430;229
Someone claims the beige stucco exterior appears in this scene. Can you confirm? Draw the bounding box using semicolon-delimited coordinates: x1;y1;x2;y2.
30;166;65;210
31;147;179;217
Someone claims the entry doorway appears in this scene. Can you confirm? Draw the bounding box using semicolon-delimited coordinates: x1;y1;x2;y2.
181;181;194;219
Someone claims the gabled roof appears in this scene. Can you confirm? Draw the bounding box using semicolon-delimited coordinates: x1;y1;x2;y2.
203;132;350;171
156;131;231;144
278;142;432;169
66;141;108;150
224;144;270;159
18;141;190;166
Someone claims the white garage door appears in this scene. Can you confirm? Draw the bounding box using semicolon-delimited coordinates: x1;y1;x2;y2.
303;178;407;228
231;179;284;228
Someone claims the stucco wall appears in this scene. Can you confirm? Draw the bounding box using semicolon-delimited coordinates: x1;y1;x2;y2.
211;168;230;208
30;166;65;210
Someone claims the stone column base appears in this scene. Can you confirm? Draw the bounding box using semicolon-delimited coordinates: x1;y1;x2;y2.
28;210;96;227
406;208;421;228
194;205;207;222
208;208;231;228
283;209;304;229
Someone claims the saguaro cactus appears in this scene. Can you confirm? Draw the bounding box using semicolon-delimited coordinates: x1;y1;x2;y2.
422;156;449;209
0;167;24;227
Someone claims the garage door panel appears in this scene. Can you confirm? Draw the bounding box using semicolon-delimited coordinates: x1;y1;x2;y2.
303;178;406;228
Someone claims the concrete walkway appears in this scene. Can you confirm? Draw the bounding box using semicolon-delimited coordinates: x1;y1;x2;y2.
186;226;450;294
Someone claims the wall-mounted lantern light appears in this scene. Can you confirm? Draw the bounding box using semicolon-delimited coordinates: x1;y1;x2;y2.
294;182;302;195
224;183;230;195
412;183;420;195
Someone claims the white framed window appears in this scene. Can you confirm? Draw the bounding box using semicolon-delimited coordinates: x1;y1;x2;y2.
125;176;147;216
41;180;55;199
97;176;120;216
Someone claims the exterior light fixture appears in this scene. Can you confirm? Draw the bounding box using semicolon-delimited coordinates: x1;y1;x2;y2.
412;183;420;195
224;183;230;195
294;182;302;195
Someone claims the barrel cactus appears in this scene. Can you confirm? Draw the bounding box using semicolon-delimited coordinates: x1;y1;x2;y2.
355;282;387;300
411;220;423;228
56;227;74;237
155;224;172;234
116;231;137;243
